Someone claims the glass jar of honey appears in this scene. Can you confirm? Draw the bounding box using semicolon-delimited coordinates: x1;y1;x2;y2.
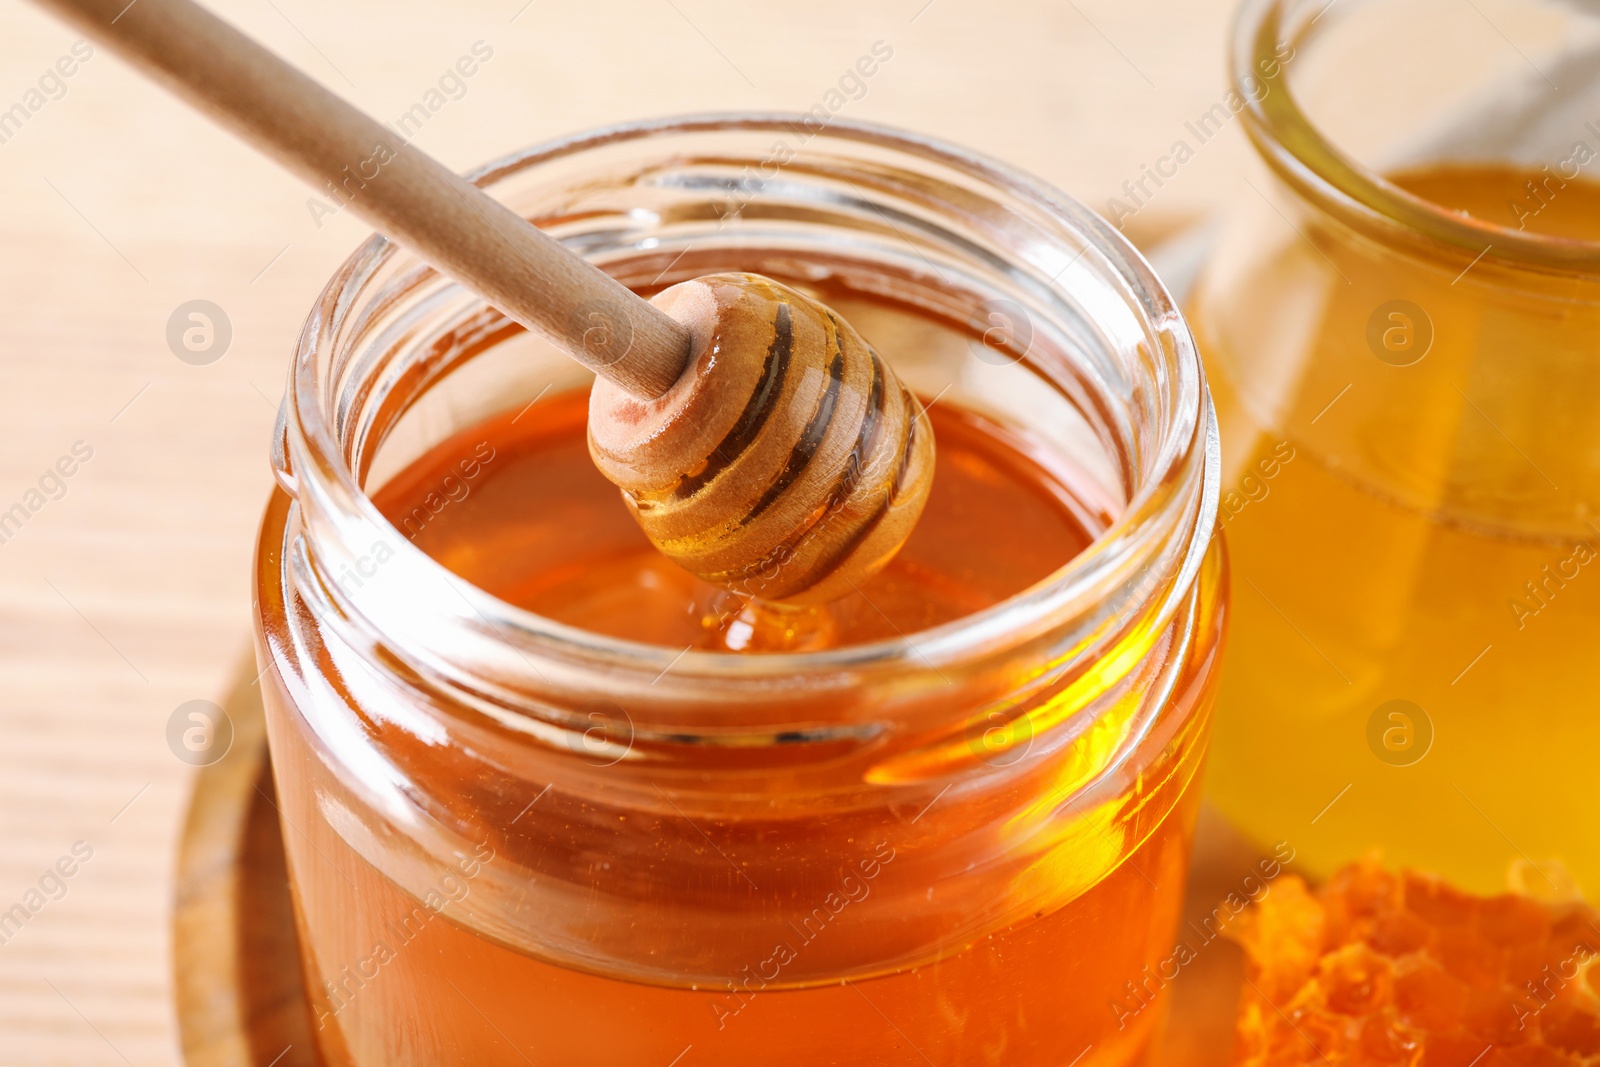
1194;0;1600;896
253;115;1225;1065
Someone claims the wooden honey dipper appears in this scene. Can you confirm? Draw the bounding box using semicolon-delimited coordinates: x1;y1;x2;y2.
38;0;935;607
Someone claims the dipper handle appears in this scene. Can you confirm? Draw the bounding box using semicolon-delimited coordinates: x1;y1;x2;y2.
34;0;691;398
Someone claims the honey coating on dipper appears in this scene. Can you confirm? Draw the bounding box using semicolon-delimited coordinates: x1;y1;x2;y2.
1229;858;1600;1067
587;273;934;605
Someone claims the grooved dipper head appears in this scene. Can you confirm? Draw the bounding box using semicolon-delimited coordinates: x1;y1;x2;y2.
587;273;935;606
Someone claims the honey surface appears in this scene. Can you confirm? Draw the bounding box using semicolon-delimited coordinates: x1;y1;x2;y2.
1395;162;1600;240
372;389;1098;649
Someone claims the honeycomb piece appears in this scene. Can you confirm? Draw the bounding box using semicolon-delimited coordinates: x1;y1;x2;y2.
1228;858;1600;1067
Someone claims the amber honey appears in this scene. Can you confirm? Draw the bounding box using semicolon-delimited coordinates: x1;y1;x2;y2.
373;392;1095;650
273;698;1204;1067
1197;162;1600;897
262;378;1218;1065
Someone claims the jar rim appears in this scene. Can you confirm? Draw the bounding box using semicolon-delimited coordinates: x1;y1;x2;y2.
282;112;1218;692
1235;0;1600;276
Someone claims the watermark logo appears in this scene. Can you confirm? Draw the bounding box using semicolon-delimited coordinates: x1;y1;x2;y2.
713;40;894;226
395;441;496;541
0;440;93;547
1366;300;1432;367
1104;40;1296;229
967;298;1033;367
166;699;233;766
305;41;494;230
0;841;94;946
0;41;94;149
312;839;494;1029
965;705;1035;767
167;300;232;365
567;300;636;370
1216;440;1296;530
565;703;635;767
1109;841;1296;1030
1366;699;1433;767
709;840;897;1031
1508;540;1595;631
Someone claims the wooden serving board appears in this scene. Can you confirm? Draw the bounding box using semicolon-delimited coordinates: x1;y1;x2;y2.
172;666;321;1067
171;661;1255;1067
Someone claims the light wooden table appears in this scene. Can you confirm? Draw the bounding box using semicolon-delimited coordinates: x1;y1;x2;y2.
0;1;1247;1062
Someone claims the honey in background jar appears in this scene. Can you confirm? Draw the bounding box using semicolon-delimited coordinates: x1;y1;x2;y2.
1195;162;1600;897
